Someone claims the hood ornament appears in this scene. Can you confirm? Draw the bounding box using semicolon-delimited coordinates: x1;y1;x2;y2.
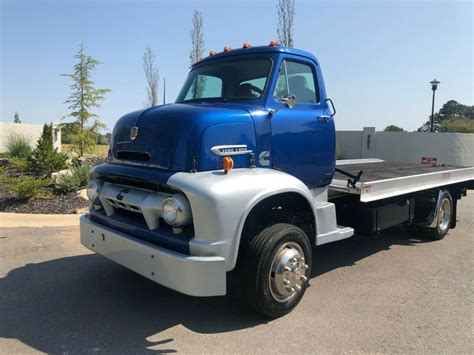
130;126;139;140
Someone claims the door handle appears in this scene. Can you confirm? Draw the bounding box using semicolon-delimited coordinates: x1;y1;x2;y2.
317;115;331;122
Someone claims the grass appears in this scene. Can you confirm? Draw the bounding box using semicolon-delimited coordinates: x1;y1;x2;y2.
62;144;109;156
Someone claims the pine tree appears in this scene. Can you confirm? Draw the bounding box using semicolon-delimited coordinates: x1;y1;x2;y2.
13;112;21;123
62;44;110;156
29;124;68;176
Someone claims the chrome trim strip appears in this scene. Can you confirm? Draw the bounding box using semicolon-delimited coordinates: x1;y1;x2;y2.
211;144;253;156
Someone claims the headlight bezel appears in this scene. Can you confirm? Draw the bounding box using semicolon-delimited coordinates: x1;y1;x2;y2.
161;194;192;227
86;180;100;201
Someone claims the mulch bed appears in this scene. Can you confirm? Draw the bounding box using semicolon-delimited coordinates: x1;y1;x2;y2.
0;186;89;214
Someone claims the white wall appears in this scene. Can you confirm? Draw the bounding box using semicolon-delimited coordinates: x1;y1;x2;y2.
337;127;474;167
336;131;363;159
0;122;61;153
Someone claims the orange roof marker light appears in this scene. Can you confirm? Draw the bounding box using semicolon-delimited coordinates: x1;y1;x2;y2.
242;42;252;48
269;40;281;47
209;50;217;56
223;46;232;52
222;157;234;173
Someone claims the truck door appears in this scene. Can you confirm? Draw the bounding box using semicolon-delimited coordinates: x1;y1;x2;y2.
269;58;336;188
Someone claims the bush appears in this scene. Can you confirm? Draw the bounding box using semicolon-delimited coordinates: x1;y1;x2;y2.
55;166;91;193
6;133;32;158
9;157;30;171
56;173;81;193
73;165;91;187
9;176;48;200
29;124;68;176
440;117;474;133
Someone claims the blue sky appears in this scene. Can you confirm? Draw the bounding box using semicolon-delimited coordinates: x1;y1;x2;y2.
1;0;472;131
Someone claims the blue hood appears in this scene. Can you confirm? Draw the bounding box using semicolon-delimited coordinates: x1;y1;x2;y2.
110;103;257;172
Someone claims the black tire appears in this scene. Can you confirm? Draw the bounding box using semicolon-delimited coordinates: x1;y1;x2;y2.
428;190;453;240
243;223;312;318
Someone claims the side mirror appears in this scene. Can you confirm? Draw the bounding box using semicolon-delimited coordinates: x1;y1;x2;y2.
269;95;297;118
284;95;297;109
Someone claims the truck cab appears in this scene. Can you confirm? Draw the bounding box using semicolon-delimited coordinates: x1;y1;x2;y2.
110;45;335;185
80;43;473;318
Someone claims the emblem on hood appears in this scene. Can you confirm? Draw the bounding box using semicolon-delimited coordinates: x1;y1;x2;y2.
130;127;139;140
211;144;252;156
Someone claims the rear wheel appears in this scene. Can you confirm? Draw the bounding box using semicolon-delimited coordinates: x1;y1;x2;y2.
243;223;312;318
428;191;453;240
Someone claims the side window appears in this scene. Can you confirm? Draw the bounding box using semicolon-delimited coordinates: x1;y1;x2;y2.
272;62;289;101
272;60;319;103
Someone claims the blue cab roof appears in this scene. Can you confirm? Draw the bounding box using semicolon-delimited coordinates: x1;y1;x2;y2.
193;45;319;67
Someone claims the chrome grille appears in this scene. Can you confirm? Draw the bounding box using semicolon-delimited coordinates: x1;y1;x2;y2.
98;182;170;230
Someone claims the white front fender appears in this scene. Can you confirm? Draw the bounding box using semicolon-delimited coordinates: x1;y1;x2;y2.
167;168;315;271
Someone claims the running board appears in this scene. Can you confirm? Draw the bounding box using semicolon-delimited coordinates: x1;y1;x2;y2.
315;226;354;246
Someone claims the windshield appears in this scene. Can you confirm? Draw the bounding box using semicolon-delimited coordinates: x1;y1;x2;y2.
176;56;272;103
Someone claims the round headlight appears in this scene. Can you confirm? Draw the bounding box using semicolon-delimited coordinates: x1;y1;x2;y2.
161;194;192;227
162;198;178;224
87;181;100;201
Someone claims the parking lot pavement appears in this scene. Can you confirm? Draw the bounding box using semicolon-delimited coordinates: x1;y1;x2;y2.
0;194;472;354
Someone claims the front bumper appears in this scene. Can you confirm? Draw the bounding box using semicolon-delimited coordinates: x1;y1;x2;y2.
80;214;226;297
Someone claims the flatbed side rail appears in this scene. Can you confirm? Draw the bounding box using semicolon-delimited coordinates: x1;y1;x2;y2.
330;167;474;202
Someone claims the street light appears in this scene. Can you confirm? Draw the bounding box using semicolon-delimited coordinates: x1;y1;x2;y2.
430;79;440;132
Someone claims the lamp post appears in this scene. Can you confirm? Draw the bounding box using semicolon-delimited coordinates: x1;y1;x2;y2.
430;79;440;132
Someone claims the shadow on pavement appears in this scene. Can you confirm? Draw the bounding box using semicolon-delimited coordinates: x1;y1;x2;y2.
0;225;431;353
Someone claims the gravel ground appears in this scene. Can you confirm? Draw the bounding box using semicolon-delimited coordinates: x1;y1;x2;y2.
0;193;472;353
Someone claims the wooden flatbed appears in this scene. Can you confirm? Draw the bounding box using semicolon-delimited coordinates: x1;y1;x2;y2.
330;159;474;202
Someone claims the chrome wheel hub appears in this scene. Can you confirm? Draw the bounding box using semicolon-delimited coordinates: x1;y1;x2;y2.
269;242;308;302
438;198;451;232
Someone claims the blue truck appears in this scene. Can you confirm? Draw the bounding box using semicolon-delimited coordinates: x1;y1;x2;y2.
81;43;474;317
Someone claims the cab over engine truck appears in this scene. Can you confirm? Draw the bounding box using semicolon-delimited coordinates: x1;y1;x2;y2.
81;43;474;318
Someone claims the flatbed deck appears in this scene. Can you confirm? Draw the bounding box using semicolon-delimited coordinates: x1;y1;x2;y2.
330;159;474;202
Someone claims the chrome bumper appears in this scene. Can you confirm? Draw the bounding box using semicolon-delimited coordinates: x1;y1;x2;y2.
80;214;226;297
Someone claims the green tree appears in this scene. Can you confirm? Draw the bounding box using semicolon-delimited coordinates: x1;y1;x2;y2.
29;123;68;176
438;100;474;120
13;112;21;123
384;125;404;132
417;100;473;133
60;121;80;144
62;44;110;156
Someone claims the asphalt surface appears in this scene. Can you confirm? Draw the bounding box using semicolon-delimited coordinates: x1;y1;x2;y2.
1;194;473;353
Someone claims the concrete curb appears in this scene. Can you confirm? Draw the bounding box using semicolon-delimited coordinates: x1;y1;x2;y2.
0;212;81;228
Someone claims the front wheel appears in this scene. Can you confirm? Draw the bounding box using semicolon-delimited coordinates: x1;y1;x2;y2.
243;223;312;318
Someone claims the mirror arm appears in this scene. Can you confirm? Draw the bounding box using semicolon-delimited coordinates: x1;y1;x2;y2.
325;98;336;117
268;95;297;119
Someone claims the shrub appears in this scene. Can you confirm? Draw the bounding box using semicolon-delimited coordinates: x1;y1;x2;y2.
73;165;91;187
6;133;32;158
440;117;474;133
9;157;30;171
29;124;68;176
55;166;91;193
9;176;48;200
56;173;81;193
